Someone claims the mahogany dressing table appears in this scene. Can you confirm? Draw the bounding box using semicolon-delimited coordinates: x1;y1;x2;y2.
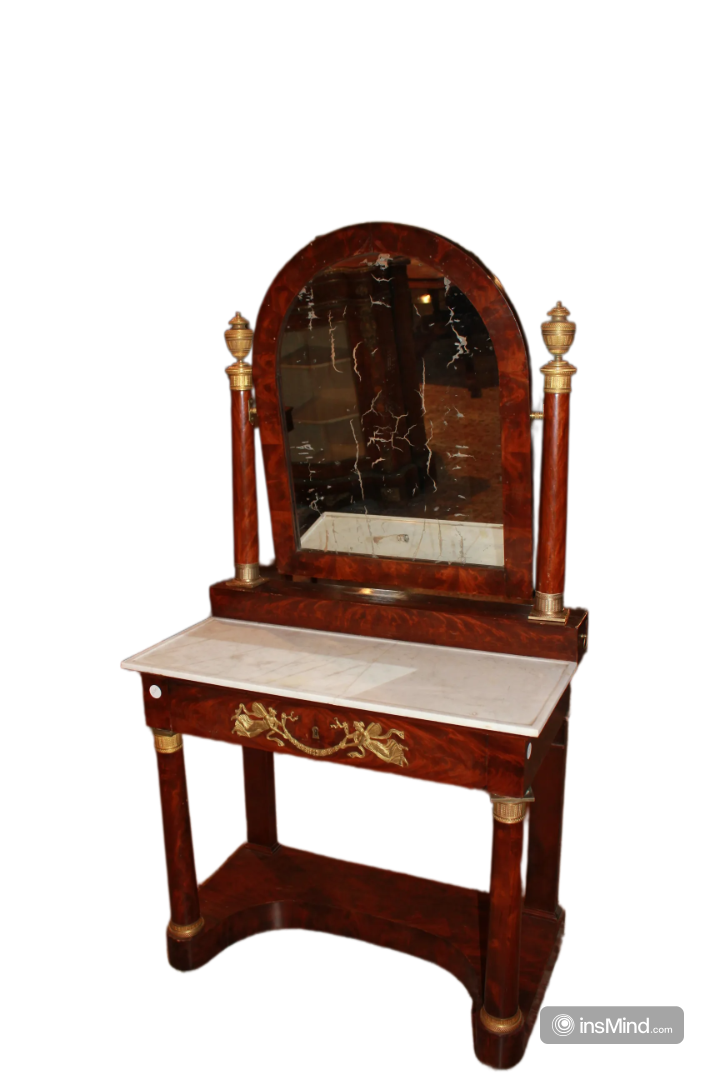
123;223;587;1069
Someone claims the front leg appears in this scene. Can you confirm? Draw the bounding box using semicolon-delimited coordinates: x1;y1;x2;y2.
474;794;531;1068
152;729;204;941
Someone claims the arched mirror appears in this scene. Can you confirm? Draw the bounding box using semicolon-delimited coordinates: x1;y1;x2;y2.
253;223;533;599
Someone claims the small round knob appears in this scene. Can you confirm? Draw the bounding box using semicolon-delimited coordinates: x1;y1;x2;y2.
541;301;576;358
224;312;253;363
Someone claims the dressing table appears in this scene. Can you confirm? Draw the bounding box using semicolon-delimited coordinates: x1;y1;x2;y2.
123;223;587;1069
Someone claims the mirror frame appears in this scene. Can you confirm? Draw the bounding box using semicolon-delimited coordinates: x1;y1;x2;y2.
254;222;534;600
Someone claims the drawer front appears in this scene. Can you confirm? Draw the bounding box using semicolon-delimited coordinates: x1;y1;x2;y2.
141;674;488;789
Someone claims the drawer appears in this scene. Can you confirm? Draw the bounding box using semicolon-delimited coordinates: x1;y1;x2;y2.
138;669;528;799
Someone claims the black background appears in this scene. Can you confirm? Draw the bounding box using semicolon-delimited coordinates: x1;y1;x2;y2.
112;210;669;1062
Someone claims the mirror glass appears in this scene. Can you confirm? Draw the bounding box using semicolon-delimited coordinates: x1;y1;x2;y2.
278;254;503;566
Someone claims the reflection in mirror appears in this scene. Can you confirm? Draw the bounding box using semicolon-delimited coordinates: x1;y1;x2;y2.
279;254;503;566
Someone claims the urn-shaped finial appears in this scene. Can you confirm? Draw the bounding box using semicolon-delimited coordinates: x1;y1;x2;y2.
224;312;254;363
541;302;576;358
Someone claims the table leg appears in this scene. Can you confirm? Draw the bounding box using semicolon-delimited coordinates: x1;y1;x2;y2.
243;747;277;849
474;795;529;1066
525;721;567;918
152;729;203;941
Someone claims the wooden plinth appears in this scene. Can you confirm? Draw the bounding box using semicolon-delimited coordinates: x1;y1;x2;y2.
167;843;564;1069
210;571;589;664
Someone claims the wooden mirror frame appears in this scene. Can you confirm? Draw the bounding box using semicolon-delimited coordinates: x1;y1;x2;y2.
253;222;534;600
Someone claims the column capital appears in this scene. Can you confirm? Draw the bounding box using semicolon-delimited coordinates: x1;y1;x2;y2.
490;803;528;825
152;728;183;754
540;357;577;394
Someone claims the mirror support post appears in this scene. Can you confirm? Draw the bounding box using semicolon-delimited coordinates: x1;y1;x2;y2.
529;303;577;624
224;312;264;589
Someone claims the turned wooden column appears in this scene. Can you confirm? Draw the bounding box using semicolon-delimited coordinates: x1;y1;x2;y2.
529;302;577;624
243;747;278;849
224;312;263;588
152;729;203;941
480;795;532;1037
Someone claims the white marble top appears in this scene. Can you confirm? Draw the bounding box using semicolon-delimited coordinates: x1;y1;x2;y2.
122;618;575;738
